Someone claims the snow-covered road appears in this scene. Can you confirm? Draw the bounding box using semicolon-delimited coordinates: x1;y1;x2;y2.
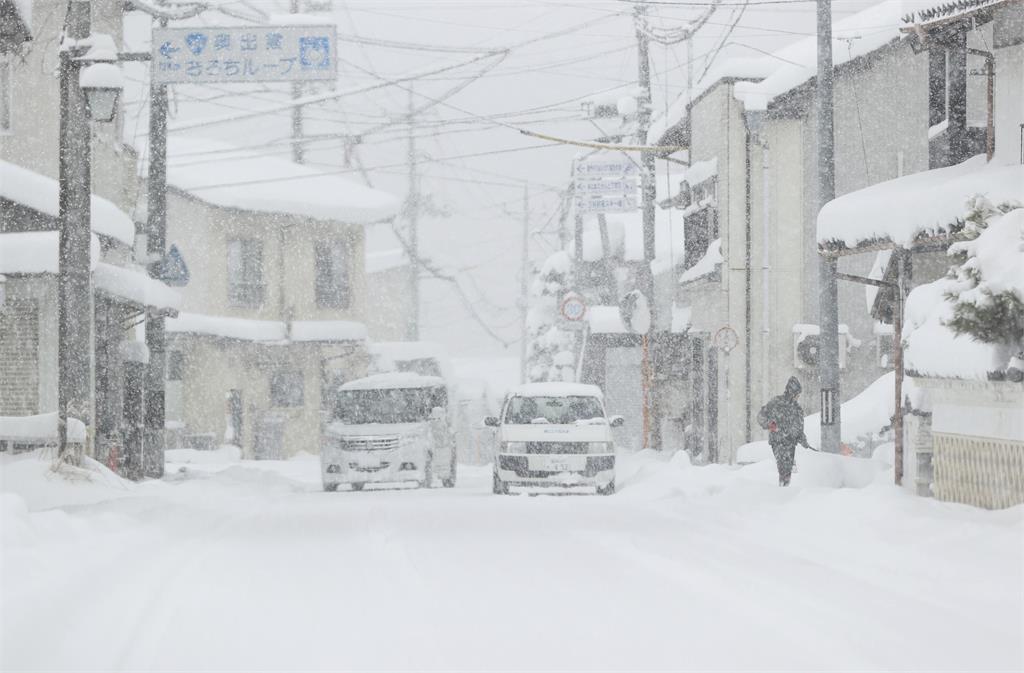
2;449;1022;672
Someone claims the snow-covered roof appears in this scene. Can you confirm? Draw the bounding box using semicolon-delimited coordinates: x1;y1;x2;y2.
0;161;135;246
0;232;99;274
0;413;86;443
901;0;1013;28
648;0;908;142
733;0;907;111
679;238;722;284
507;382;604;399
817;156;1024;249
93;262;182;311
166;312;367;343
340;372;446;391
164;137;400;225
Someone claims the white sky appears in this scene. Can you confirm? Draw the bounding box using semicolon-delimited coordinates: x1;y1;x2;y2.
125;0;890;358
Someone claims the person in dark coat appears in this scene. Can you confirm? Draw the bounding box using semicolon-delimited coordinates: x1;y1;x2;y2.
757;376;813;486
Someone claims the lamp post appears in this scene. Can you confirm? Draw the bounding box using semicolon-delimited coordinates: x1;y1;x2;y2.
57;0;124;463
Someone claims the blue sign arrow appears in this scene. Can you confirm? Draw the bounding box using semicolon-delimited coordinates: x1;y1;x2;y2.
159;41;180;59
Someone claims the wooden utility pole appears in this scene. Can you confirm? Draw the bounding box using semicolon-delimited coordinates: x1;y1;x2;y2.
290;0;304;164
635;2;660;450
520;184;530;384
406;87;419;341
144;17;170;479
817;0;842;455
57;0;92;464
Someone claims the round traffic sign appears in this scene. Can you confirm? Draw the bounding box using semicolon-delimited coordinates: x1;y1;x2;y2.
560;294;588;322
714;326;739;353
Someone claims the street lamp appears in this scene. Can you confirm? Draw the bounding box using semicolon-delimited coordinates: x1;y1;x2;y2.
79;63;123;122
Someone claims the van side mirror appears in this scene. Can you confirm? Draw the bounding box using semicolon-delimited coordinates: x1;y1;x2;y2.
483;416;500;427
609;415;625;428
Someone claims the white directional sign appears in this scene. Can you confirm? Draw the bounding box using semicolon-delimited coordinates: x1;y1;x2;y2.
574;194;638;215
574;157;638;178
152;25;337;84
574;179;637;195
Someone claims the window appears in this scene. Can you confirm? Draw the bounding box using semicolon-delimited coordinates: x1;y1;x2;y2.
928;48;948;128
314;239;350;309
0;56;12;134
270;369;304;407
682;207;718;271
167;351;185;381
227;238;264;307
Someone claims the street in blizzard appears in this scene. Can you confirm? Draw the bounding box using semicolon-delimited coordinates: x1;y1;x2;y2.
1;0;1022;671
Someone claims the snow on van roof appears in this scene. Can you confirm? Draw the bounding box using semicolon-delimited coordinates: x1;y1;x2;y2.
340;372;447;391
507;382;604;398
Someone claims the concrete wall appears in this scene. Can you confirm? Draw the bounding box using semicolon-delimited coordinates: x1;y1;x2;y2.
365;265;414;341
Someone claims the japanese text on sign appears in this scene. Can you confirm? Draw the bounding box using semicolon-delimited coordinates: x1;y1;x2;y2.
151;25;337;84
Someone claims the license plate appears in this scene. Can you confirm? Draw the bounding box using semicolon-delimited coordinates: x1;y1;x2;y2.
549;461;572;472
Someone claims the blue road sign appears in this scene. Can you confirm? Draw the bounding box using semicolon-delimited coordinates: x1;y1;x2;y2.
151;25;337;84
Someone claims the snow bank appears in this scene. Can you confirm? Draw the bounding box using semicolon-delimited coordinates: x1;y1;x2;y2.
166;445;242;465
803;371;919;449
0;413;86;443
93;262;182;310
817;156;1024;248
0;232;100;274
0;449;135;514
165;137;400;225
587;305;628;334
903;277;997;379
0;160;135;246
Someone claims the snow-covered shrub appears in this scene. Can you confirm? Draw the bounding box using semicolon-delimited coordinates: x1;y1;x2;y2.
943;204;1024;372
525;251;577;382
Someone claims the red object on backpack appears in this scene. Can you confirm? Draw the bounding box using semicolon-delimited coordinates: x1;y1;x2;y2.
768;420;778;433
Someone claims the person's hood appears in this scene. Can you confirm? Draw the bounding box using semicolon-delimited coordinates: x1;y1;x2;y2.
785;376;802;399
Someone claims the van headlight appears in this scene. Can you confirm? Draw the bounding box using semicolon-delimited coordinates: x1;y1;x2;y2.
589;442;614;454
502;441;528;453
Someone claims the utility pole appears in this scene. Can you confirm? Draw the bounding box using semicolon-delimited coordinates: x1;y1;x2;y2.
57;0;92;464
816;0;841;454
290;0;304;164
144;17;169;479
520;184;530;384
405;86;419;341
634;2;660;450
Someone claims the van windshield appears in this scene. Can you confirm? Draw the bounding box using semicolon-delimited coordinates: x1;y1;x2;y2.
334;387;445;425
504;396;604;425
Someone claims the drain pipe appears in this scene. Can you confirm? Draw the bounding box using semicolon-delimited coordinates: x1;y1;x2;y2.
761;141;772;410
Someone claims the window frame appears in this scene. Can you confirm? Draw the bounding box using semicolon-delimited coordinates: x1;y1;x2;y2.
269;369;305;408
314;238;351;309
226;237;265;308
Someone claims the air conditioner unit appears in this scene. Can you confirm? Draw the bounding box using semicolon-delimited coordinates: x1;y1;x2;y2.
793;327;847;370
874;322;895;368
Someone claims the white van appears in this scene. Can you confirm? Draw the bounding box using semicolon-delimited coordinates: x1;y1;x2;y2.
486;382;622;495
321;373;456;491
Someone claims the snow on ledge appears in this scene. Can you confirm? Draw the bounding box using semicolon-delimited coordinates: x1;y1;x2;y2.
0;160;135;246
340;372;446;391
508;382;604;399
679;238;722;284
817;156;1024;249
0;413;86;444
0;232;99;274
93;262;182;311
166;312;367;344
